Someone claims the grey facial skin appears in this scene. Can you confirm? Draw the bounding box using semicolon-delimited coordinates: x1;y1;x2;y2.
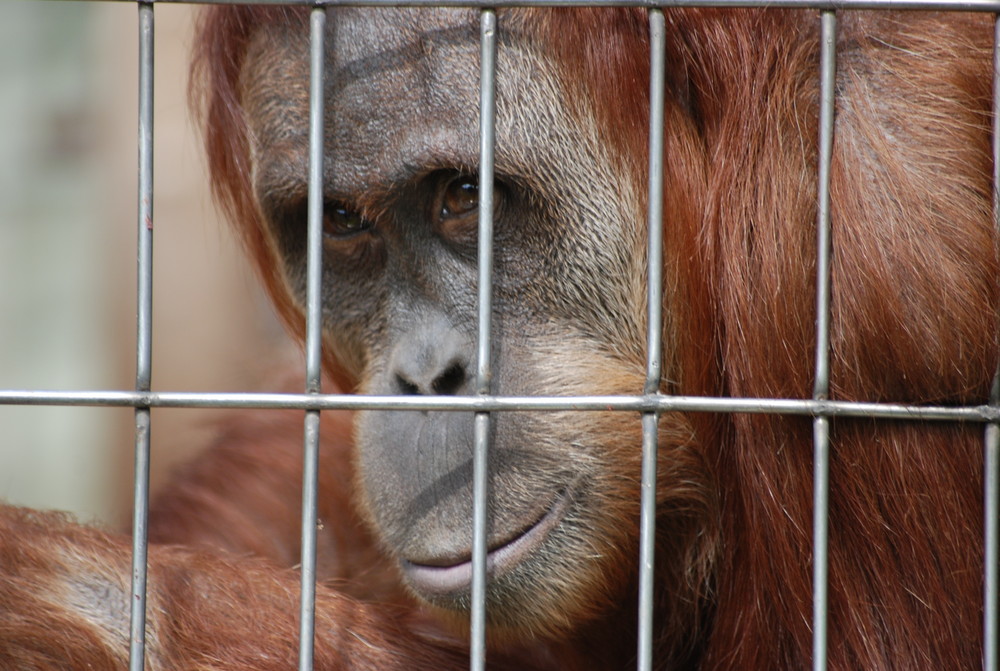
240;8;661;637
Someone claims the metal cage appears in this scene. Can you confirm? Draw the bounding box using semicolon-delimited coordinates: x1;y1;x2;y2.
1;2;998;671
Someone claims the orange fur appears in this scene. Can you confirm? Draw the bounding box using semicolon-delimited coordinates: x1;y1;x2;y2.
190;7;1000;668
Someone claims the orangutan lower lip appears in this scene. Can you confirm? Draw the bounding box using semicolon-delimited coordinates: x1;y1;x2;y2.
402;493;568;597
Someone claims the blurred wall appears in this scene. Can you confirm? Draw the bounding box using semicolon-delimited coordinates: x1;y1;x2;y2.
0;2;295;526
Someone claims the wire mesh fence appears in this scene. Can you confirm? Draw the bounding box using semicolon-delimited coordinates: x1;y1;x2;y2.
1;2;998;671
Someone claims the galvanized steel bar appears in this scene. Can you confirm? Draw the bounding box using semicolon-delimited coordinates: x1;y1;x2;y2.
812;10;837;671
986;379;999;671
128;4;154;671
637;9;666;671
475;13;497;395
643;11;666;396
58;0;1000;12
299;408;321;671
811;423;831;671
3;389;1000;422
471;9;498;671
298;8;327;671
813;17;835;402
471;406;490;671
304;15;326;395
984;15;1000;671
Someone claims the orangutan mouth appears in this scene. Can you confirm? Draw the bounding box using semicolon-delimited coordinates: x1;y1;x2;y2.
402;492;569;597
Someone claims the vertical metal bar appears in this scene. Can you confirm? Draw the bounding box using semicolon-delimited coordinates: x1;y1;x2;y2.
298;7;326;671
812;10;838;671
471;9;497;671
128;3;154;671
637;9;665;671
475;8;497;391
986;387;999;671
983;15;1000;671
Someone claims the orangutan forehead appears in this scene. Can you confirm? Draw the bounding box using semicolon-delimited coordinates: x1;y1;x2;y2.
238;9;598;203
324;8;480;77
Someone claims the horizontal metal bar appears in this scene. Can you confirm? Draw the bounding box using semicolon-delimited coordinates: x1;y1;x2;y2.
43;0;1000;12
1;389;997;421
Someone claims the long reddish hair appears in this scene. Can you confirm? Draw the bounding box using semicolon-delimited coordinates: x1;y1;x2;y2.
193;8;999;669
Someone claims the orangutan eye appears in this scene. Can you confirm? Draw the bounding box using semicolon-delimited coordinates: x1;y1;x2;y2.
431;172;509;249
440;176;480;219
323;202;373;239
